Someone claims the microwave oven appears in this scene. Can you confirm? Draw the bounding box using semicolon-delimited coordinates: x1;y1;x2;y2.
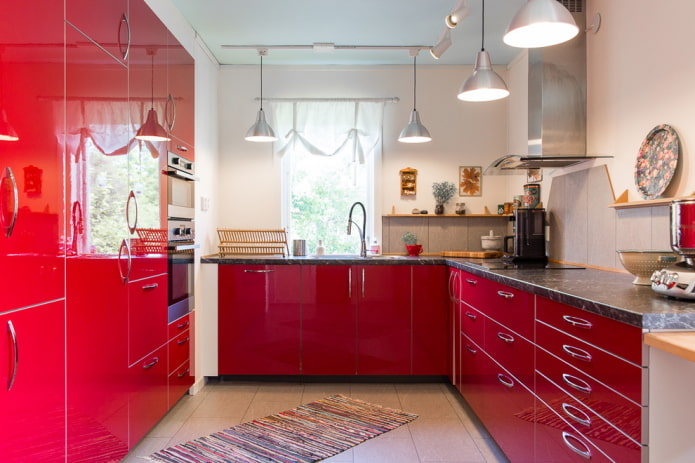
166;152;196;220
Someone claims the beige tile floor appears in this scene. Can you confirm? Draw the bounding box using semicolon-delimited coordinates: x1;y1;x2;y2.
124;380;509;463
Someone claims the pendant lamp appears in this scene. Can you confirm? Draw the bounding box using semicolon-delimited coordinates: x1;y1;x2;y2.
245;50;277;142
504;0;579;48
136;50;170;142
457;0;509;102
399;55;431;143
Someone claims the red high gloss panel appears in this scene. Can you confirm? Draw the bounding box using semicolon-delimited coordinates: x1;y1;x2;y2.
0;1;65;313
128;273;168;365
218;265;301;375
357;265;412;375
66;0;129;63
66;258;129;461
129;344;168;446
412;265;448;375
0;301;66;462
166;30;195;147
302;265;357;375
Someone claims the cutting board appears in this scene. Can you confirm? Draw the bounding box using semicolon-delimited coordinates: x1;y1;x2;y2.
442;251;503;258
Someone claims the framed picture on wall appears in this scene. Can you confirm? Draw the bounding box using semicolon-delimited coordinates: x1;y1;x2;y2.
459;166;482;196
527;168;543;183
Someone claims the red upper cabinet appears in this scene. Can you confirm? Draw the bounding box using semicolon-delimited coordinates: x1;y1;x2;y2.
412;265;448;375
302;265;357;375
218;265;301;375
0;1;65;313
166;31;195;149
0;301;66;462
357;265;412;375
66;0;130;64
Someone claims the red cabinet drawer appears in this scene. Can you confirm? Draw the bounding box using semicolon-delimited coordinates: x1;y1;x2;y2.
536;296;643;365
536;371;643;459
169;313;191;339
536;322;643;404
459;303;484;346
169;360;193;407
128;274;168;365
458;270;488;309
483;317;534;386
536;346;643;443
169;331;191;374
129;345;168;446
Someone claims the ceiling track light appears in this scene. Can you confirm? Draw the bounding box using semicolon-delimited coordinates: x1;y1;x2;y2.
446;0;469;28
504;0;580;48
457;0;509;102
430;29;452;59
245;49;278;143
399;53;431;144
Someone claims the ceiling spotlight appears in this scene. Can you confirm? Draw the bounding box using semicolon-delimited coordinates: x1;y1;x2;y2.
446;0;468;28
430;29;452;59
312;42;335;53
504;0;580;48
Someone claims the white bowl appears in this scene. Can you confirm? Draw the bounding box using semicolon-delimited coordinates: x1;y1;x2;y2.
616;250;681;285
481;235;504;251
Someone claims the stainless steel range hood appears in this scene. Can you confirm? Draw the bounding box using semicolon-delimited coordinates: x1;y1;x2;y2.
486;0;611;174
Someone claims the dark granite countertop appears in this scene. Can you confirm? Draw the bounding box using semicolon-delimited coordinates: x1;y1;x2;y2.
202;254;695;330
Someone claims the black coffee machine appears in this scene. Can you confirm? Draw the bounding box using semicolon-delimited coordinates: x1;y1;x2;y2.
503;208;547;263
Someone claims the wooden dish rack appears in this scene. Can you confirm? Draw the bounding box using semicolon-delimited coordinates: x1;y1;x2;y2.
217;229;289;256
132;228;168;255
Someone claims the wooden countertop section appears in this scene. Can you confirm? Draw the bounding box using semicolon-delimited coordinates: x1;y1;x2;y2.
645;332;695;363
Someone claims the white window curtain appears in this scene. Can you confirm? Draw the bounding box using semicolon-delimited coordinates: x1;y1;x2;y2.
268;100;385;164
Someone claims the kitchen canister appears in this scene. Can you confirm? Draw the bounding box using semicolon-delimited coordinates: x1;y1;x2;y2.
523;183;540;208
292;239;307;256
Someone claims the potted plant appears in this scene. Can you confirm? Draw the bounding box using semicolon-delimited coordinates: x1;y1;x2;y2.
432;181;457;215
402;231;422;256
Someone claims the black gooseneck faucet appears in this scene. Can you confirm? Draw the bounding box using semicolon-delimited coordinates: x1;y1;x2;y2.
347;201;367;258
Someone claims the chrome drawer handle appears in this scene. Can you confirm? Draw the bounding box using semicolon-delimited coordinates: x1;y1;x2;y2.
465;278;477;286
464;311;477;320
497;290;514;299
142;283;159;290
177;337;190;345
562;373;592;394
562;344;592;362
562;403;591;427
497;373;514;388
243;269;274;273
465;345;477;355
142;357;159;369
177;321;190;330
497;332;515;343
7;320;18;391
562;315;593;329
561;432;592;459
177;368;190;378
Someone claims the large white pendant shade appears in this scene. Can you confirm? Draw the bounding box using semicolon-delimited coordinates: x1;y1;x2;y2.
136;108;169;141
245;51;277;143
457;50;509;102
504;0;579;48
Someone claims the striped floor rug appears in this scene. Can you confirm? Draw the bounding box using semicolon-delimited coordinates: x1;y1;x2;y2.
145;394;418;463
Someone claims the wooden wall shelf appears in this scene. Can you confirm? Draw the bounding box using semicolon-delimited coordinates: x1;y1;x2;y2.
385;214;512;218
609;190;695;210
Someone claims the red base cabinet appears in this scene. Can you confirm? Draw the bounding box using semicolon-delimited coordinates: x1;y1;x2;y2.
169;312;194;406
218;265;301;375
412;265;448;375
129;344;169;445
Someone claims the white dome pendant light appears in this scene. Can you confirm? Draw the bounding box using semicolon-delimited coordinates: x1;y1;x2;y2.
504;0;579;48
399;53;432;143
457;0;509;102
245;49;277;142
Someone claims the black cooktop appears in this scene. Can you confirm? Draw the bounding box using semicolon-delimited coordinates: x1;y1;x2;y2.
466;259;585;270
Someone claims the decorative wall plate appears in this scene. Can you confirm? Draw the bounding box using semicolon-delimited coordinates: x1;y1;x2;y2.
634;124;679;200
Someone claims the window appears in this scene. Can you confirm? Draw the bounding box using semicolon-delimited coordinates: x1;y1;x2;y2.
273;101;384;255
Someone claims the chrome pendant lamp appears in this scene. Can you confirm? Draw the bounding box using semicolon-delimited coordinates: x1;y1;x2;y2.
504;0;579;48
245;49;277;143
457;0;509;102
398;54;431;143
136;50;170;142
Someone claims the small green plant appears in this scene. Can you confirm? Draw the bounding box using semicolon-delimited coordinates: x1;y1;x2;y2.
432;181;457;204
402;231;418;245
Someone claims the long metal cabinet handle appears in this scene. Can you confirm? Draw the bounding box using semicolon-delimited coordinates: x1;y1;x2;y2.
497;290;514;299
125;190;138;234
497;373;514;388
7;320;18;391
562;403;591;427
562;315;593;329
348;268;352;298
118;14;131;61
562;373;592;394
562;344;592;362
1;167;18;238
142;357;159;369
142;283;159;290
497;332;515;343
361;268;365;298
561;432;592;459
118;239;132;284
243;269;273;273
165;94;177;131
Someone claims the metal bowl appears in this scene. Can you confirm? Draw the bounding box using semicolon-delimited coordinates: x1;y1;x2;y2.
616;250;682;285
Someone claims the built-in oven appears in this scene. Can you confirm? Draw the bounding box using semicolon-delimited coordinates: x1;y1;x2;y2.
166;152;196;220
167;230;196;323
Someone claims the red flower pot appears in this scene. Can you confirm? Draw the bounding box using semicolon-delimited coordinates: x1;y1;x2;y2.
406;244;423;256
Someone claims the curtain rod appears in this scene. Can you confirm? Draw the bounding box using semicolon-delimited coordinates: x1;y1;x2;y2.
255;97;399;103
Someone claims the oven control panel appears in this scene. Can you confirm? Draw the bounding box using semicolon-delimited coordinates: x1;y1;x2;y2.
168;220;195;242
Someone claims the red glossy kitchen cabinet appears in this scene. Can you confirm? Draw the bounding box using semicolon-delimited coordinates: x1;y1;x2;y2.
412;265;448;375
169;312;194;406
218;265;301;375
66;0;130;64
302;265;357;375
357;265;412;375
129;273;168;365
129;344;168;446
166;30;195;148
66;258;129;461
447;268;461;386
0;300;66;462
0;1;65;313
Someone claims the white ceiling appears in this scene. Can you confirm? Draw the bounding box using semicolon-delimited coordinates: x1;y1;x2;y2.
170;0;529;66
